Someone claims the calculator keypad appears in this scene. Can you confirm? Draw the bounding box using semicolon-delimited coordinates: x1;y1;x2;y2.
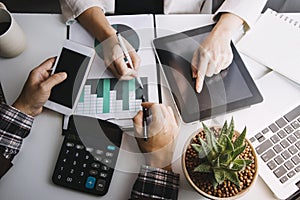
52;135;120;196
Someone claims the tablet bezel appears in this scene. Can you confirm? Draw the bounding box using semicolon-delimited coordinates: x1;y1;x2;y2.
44;40;95;116
153;24;263;123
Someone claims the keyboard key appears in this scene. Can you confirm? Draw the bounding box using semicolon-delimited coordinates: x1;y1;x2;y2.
102;165;109;171
280;139;290;148
277;130;287;139
288;145;298;155
255;133;263;141
276;118;288;128
273;144;283;153
296;141;300;149
284;105;300;122
287;135;297;144
291;155;300;165
274;155;285;165
270;135;280;144
274;166;287;178
107;145;116;151
295;166;300;172
279;176;288;183
256;139;273;155
294;130;300;139
100;172;108;178
284;160;294;170
287;170;296;178
291;121;300;129
284;125;294;134
267;160;277;170
281;150;291;160
269;123;279;133
262;128;270;134
249;137;256;143
261;149;276;162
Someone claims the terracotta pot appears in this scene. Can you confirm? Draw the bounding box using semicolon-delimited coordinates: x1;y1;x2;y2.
182;127;258;200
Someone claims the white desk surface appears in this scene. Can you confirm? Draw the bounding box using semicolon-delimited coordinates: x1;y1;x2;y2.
0;13;299;200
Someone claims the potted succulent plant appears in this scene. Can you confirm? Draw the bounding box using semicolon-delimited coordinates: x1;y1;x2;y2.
182;118;258;199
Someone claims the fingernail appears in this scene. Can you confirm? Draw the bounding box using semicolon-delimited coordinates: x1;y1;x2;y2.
60;72;67;79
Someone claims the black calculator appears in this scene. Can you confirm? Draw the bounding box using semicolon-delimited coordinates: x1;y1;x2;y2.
52;115;123;196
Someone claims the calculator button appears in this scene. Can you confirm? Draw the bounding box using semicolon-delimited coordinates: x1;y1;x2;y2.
103;159;112;165
106;152;114;158
96;179;106;191
91;163;101;168
85;176;96;189
94;156;102;162
96;150;104;155
66;177;73;183
100;172;108;178
86;147;93;152
66;142;75;147
89;170;98;176
102;165;109;171
76;144;84;150
107;145;116;151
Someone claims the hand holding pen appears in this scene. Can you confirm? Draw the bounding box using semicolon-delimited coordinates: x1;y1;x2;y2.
116;32;144;88
132;102;179;171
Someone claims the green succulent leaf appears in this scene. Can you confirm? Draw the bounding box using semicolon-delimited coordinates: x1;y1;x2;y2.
232;145;246;160
193;163;212;173
219;152;232;166
199;136;213;162
233;127;247;149
244;159;254;166
224;170;240;188
191;143;206;158
202;123;220;154
212;177;219;189
220;120;228;137
225;135;234;152
229;159;246;171
227;117;235;140
213;168;226;184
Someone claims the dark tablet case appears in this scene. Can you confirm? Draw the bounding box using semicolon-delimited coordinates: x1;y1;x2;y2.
153;24;263;123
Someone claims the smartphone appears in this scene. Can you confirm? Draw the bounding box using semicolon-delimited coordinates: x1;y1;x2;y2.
44;40;95;115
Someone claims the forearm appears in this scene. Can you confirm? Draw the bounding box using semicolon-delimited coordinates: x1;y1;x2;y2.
131;165;180;200
212;13;244;39
77;6;116;42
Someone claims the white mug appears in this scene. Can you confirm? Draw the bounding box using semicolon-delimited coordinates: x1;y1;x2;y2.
0;2;26;58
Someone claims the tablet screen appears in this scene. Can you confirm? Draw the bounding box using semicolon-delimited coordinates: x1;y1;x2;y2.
153;25;263;123
49;48;91;108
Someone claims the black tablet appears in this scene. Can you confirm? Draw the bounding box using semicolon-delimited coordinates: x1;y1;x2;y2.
153;24;263;123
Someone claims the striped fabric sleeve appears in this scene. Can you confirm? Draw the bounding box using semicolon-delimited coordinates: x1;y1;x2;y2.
131;165;180;200
0;104;33;159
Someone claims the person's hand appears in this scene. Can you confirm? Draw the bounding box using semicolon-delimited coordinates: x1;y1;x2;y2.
133;102;179;172
191;30;233;93
191;13;244;93
102;35;141;80
12;57;67;117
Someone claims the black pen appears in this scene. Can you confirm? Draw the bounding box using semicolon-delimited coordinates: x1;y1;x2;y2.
142;97;148;141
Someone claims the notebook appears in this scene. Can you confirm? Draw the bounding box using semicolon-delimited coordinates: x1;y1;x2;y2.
237;8;300;85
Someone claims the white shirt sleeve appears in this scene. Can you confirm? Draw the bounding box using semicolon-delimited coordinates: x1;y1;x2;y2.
214;0;267;29
59;0;114;24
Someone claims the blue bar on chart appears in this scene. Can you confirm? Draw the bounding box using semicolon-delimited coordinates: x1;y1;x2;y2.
75;77;148;117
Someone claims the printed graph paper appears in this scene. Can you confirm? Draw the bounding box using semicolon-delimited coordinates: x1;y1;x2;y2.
74;77;148;119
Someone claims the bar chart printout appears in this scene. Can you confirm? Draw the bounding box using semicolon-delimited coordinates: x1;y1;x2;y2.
75;77;148;119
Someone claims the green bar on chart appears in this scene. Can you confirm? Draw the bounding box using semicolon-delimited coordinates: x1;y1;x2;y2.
103;79;110;113
79;89;84;103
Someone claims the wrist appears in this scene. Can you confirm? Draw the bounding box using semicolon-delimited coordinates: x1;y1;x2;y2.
12;101;39;117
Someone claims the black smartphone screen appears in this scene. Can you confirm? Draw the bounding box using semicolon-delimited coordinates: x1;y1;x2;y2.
49;48;91;108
